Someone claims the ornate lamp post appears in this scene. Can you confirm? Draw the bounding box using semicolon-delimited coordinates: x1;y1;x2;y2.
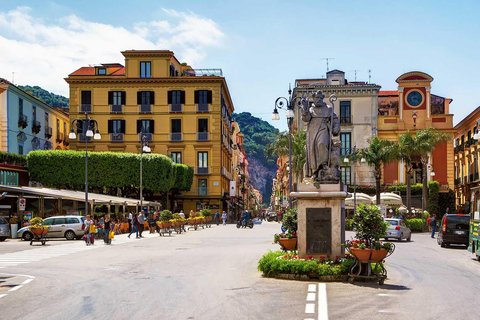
139;134;151;212
343;145;366;215
69;113;101;217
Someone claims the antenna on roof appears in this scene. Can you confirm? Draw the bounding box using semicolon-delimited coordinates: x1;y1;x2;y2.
368;69;371;84
12;72;15;84
347;70;362;82
319;58;335;73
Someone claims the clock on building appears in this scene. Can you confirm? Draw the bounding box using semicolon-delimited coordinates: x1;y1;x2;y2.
406;90;423;107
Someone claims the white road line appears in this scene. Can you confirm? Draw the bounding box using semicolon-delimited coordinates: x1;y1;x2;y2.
308;284;316;292
8;285;23;292
306;292;316;301
305;303;315;314
0;294;7;299
318;283;329;320
22;279;33;285
378;293;394;297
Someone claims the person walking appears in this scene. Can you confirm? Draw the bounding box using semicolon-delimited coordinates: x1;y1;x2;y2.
427;215;432;232
179;210;185;219
128;213;139;238
104;215;112;245
84;215;94;246
138;211;145;238
128;212;133;232
222;211;227;226
430;214;437;238
215;210;220;226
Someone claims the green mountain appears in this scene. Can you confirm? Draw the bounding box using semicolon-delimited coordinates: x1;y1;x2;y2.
18;85;69;109
233;112;279;206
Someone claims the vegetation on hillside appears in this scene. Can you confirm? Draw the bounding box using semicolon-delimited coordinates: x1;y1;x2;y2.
18;85;69;109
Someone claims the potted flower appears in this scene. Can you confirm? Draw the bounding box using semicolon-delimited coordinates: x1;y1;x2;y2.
28;217;50;236
200;209;212;222
9;214;18;239
274;208;297;251
157;210;173;229
345;204;393;262
172;213;186;227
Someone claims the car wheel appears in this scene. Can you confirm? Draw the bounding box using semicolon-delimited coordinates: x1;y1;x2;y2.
23;232;33;241
0;237;6;242
65;230;76;241
441;242;446;248
400;233;404;241
407;234;411;242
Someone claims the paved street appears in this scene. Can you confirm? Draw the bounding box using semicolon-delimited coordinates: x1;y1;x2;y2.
0;223;479;320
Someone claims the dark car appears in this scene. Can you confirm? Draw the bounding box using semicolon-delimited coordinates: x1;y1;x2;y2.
437;214;470;247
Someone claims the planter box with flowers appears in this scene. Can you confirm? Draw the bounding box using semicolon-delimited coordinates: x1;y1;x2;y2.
28;217;50;236
273;208;297;251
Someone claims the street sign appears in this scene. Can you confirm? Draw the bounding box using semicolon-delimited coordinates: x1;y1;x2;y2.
19;198;26;211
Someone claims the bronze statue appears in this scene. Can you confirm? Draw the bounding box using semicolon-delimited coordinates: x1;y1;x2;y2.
301;91;341;184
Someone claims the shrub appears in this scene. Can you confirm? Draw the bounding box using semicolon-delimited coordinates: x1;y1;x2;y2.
345;219;353;231
200;209;211;217
282;208;297;234
352;204;389;245
428;181;440;216
160;210;173;221
405;219;423;232
0;151;27;166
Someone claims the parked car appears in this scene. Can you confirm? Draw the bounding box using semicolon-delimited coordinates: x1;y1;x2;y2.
384;218;411;241
18;216;86;241
0;216;10;241
437;214;470;247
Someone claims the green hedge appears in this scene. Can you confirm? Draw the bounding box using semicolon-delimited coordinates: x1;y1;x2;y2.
346;219;353;231
0;151;27;166
405;219;423;231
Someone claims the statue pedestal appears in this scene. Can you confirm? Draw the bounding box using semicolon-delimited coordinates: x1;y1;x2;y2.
290;183;348;259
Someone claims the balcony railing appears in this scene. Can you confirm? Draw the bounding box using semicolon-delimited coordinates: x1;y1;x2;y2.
32;120;41;134
222;167;232;180
195;167;210;175
110;105;123;114
80;104;92;113
196;103;210;113
340;116;352;124
197;187;209;196
18;114;28;129
110;133;124;142
170;104;183;113
454;178;461;186
138;133;153;142
169;133;183;142
470;174;474;183
78;133;93;143
45;126;53;139
197;132;210;141
139;104;152;114
56;131;64;142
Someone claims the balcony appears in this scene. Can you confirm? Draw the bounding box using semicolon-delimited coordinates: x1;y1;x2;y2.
197;187;209;196
56;131;64;142
138;133;153;142
45;126;53;139
195;167;210;175
78;133;93;143
196;103;210;113
470;174;474;183
222;167;233;180
80;104;92;113
169;133;183;142
196;132;210;141
110;105;123;114
110;133;124;142
454;178;461;186
139;104;152;114
170;104;183;113
32;120;41;134
18;114;28;129
340;116;352;124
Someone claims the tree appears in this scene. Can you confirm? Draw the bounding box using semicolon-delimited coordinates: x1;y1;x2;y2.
359;136;397;205
396;131;418;213
266;130;306;183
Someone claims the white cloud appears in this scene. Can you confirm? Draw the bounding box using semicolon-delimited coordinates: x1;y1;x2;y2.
0;7;225;96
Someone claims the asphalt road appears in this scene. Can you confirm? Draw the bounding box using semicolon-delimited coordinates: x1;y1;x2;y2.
0;223;479;320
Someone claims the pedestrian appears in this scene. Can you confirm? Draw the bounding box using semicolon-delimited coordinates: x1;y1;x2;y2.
222;211;227;226
84;215;94;246
128;211;133;232
148;211;156;234
277;211;281;223
430;214;437;238
215;210;220;225
138;210;146;237
104;215;111;245
128;213;139;238
427;215;432;232
179;210;185;219
189;210;196;218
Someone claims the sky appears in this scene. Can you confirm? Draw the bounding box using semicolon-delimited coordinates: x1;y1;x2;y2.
1;0;479;131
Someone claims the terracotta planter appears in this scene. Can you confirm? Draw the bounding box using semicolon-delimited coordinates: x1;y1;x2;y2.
30;228;48;236
187;219;197;225
349;248;388;263
278;238;297;251
156;222;172;229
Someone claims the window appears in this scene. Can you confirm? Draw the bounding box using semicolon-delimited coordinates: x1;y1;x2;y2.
168;90;185;105
198;152;208;168
45;112;49;128
98;68;106;75
340;132;351;157
19;98;23;115
108;120;126;134
43;218;54;226
53;218;66;225
57;119;60;133
137;120;154;134
195;90;212;104
64;122;67;136
171;152;182;164
198;179;207;196
137;91;155;105
198;119;208;132
18;143;24;155
33;106;36;122
66;218;78;224
140;61;151;78
81;91;92;113
109;91;125;105
340;101;351;124
341;166;351;185
171;119;182;133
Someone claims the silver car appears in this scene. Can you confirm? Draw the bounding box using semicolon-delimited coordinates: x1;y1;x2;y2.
18;216;86;241
0;216;10;241
385;218;411;241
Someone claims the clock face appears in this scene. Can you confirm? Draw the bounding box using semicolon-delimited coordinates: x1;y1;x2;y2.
406;91;423;107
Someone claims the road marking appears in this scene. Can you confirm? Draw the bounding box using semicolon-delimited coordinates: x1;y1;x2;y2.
308;284;316;292
8;285;23;292
378;293;394;297
307;292;316;301
22;279;33;285
305;303;315;314
0;294;6;299
318;283;329;320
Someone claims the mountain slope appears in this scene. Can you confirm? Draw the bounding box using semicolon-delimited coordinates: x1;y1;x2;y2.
18;85;69;109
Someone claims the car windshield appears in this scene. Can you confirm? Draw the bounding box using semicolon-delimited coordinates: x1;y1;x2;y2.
446;215;470;230
386;220;398;226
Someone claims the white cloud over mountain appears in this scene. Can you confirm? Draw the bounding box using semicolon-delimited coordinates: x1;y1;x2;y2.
0;7;225;96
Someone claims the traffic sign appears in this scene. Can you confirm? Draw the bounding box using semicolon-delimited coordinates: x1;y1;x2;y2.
19;198;26;211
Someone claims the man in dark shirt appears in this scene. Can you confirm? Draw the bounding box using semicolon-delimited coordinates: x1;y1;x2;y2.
430;214;437;238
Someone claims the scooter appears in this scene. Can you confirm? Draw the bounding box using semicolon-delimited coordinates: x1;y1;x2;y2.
236;219;254;229
267;212;277;222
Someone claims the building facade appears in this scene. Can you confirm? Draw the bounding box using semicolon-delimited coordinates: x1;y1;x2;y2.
0;78;70;155
65;50;236;213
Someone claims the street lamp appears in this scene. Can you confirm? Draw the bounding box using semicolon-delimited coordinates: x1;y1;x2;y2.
343;145;366;215
139;134;151;212
69;113;101;217
272;85;303;208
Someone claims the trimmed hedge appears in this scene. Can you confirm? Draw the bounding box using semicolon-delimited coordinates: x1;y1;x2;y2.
0;151;27;166
405;219;423;232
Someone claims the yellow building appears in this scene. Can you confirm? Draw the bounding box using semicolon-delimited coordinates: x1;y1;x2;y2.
65;50;235;213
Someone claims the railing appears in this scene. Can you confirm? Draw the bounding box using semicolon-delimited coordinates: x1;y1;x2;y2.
80;104;92;113
454;178;461;186
45;126;53;139
169;133;183;142
110;105;123;114
32;120;41;134
195;167;210;175
78;133;93;143
170;104;183;113
138;133;153;142
196;132;210;141
110;133;124;142
184;68;223;77
196;104;210;113
56;131;64;142
139;104;152;114
197;187;209;196
18;114;28;128
340;116;351;124
222;167;232;180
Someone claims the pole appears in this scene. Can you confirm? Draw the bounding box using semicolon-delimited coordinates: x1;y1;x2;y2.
140;135;143;212
84;112;88;217
353;145;357;215
288;118;292;208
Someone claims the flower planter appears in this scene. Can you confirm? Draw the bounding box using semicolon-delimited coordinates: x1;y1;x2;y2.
278;238;297;251
30;228;48;236
349;248;388;263
187;219;197;225
156;222;172;229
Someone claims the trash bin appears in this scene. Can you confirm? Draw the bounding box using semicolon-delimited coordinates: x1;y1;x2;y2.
10;224;18;239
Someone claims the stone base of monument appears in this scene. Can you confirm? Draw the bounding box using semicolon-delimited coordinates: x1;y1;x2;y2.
290;183;349;259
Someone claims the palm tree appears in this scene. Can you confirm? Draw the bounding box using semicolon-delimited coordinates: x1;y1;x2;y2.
266;130;306;183
359;136;397;205
396;131;417;214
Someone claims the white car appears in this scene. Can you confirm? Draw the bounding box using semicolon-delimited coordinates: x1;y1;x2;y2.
18;216;86;241
385;218;411;242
